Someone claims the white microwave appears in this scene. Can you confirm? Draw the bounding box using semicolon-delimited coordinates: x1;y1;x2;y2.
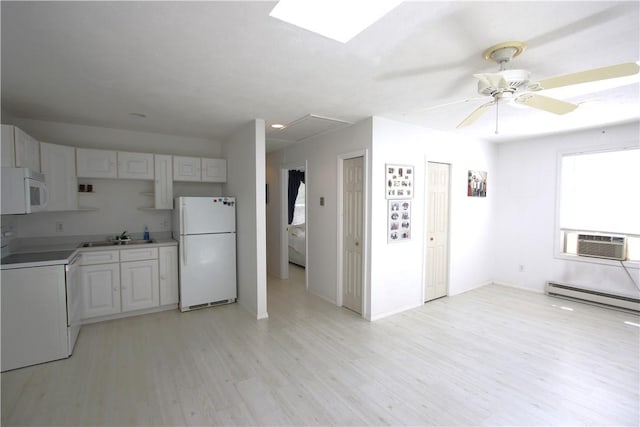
1;168;48;214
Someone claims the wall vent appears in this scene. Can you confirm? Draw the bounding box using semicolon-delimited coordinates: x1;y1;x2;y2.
577;234;626;261
546;282;639;313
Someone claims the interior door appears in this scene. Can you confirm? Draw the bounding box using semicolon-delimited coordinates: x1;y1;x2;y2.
342;156;364;314
425;162;450;302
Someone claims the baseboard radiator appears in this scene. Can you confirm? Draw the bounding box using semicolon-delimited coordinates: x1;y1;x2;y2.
546;282;640;313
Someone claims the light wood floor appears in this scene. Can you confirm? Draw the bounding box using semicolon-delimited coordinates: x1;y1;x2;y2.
2;264;639;426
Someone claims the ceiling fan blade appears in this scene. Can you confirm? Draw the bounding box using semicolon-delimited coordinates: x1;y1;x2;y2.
533;62;640;90
474;73;508;89
410;97;485;113
456;102;494;128
515;93;578;114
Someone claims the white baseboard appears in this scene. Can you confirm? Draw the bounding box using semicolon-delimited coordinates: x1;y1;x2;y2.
370;302;423;321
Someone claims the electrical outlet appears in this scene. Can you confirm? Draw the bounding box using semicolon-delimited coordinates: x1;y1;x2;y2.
55;222;64;233
161;220;169;228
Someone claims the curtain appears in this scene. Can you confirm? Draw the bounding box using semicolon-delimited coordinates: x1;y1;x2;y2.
288;170;305;224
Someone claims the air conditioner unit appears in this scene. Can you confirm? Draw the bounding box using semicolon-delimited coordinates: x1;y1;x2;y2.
577;234;626;261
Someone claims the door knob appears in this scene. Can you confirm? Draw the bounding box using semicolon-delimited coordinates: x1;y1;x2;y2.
430;237;434;241
355;241;359;246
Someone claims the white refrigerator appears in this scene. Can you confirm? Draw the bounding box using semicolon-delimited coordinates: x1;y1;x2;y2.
173;196;237;311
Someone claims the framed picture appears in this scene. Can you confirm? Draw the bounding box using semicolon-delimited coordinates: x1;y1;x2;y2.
468;170;487;197
388;199;411;242
386;164;414;199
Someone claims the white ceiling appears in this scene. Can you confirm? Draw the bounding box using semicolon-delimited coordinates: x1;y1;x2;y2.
2;1;639;152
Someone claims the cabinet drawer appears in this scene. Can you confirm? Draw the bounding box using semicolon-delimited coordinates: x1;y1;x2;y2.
120;247;158;262
81;250;120;265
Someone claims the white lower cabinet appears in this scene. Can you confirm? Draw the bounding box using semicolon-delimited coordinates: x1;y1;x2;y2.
121;259;159;312
80;244;177;322
159;246;179;305
80;263;121;318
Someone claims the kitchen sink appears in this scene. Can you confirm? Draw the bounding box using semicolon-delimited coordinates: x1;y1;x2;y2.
80;239;155;248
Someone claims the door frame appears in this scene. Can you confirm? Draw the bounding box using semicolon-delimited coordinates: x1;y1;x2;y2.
422;159;452;303
279;161;309;289
337;150;369;319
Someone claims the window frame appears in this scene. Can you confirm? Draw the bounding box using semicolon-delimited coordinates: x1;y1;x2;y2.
554;145;640;267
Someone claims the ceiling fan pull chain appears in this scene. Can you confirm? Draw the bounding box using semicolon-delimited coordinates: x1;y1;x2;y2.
495;97;500;134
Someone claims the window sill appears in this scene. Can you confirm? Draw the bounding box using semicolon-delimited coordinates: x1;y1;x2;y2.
556;253;640;269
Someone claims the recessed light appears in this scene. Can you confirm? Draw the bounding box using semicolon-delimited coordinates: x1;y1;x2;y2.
129;112;147;118
269;0;402;43
271;123;285;129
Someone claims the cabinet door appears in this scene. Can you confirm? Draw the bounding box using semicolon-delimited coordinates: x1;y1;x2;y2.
120;247;158;262
80;263;121;319
173;156;201;181
201;158;227;182
159;246;179;305
14;127;41;172
118;152;154;180
1;125;16;167
154;154;173;209
121;260;159;312
76;148;117;178
40;142;78;211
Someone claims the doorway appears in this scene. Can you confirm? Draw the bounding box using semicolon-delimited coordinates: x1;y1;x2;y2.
280;165;308;289
341;156;364;314
425;162;450;302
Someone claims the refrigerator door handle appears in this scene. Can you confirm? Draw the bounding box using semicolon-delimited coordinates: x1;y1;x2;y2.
183;239;188;265
182;204;187;235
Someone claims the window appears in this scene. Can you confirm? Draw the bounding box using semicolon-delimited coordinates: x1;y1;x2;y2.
292;182;306;225
559;147;640;262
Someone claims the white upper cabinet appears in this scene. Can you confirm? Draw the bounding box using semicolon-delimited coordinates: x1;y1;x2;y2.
40;142;78;211
201;158;227;182
1;125;41;172
1;125;16;167
173;156;227;182
117;151;154;180
154;154;173;209
14;127;41;172
173;156;201;181
76;148;117;178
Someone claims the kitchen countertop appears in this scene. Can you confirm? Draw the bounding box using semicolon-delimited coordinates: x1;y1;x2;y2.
1;250;78;270
1;237;177;270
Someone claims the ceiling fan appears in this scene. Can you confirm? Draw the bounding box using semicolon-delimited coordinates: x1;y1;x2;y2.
457;41;640;132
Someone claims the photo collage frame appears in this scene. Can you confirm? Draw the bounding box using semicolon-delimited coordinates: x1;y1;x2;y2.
386;164;413;243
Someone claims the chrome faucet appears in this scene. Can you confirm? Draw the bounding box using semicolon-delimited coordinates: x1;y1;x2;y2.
118;230;130;240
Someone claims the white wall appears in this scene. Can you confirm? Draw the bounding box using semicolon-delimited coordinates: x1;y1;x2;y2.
266;117;496;321
493;121;640;298
2;119;223;239
266;119;373;306
370;117;496;319
223;120;268;320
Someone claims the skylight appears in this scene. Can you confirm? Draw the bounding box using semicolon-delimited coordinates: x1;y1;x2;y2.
269;0;403;43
